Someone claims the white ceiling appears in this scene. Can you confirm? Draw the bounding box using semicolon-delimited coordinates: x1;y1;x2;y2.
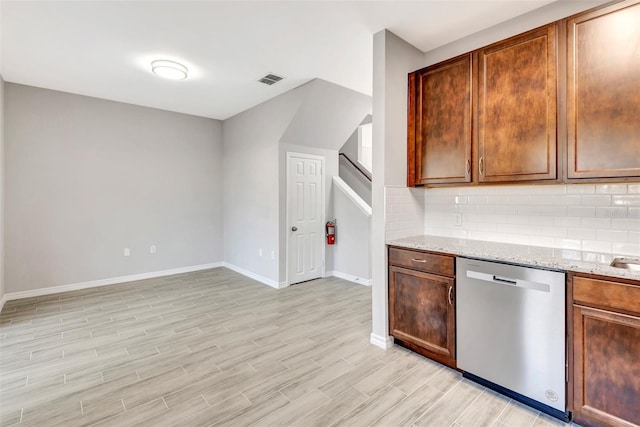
1;0;559;120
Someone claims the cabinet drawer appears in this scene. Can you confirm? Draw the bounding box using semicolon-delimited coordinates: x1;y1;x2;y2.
573;276;640;316
388;247;454;277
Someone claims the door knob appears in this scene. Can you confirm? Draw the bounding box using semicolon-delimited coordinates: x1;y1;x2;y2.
291;226;298;231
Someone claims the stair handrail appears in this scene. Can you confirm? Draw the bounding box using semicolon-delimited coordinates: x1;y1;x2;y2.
339;153;371;182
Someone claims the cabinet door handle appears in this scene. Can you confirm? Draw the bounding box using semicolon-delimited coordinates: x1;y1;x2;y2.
448;286;454;305
411;258;427;263
466;159;471;177
479;157;484;176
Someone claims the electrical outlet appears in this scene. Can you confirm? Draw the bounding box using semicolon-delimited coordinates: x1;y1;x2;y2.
150;245;157;254
124;248;131;257
453;213;462;227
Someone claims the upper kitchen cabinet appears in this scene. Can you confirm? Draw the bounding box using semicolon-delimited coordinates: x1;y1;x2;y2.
408;54;473;186
407;25;558;187
566;0;640;180
477;25;558;183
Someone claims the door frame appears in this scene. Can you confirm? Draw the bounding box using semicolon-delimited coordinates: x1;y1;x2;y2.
285;152;326;286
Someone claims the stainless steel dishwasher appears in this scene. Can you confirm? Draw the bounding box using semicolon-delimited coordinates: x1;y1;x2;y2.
456;257;568;421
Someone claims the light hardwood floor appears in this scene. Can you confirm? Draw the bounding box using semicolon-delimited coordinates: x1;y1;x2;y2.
0;268;569;426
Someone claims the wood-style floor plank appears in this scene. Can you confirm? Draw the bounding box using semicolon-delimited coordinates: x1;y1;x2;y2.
0;268;563;426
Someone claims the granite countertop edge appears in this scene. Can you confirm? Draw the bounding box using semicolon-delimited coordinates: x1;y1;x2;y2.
387;235;640;281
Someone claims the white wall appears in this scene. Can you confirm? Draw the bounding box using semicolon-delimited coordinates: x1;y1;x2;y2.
371;30;424;348
5;84;223;293
0;75;5;307
424;184;640;259
331;179;371;283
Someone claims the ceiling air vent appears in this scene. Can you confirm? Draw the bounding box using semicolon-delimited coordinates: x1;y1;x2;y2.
258;73;284;86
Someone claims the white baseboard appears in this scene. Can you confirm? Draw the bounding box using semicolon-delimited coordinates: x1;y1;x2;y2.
327;270;371;286
3;262;224;302
223;263;286;289
0;294;7;313
370;332;394;349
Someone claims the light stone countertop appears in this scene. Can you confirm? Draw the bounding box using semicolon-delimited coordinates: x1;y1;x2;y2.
387;235;640;281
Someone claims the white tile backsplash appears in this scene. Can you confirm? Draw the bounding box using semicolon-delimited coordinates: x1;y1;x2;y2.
613;195;640;206
566;185;596;194
385;186;425;241
596;184;628;194
422;183;640;256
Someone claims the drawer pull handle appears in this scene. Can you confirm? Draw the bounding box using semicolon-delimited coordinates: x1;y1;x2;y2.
479;157;484;176
466;159;471;177
448;286;454;305
411;258;427;263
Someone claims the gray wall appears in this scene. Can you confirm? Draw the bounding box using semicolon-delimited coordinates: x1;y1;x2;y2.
371;30;424;346
5;84;223;293
332;181;370;281
281;80;371;151
339;115;372;205
341;128;359;165
223;78;370;286
423;0;610;66
339;157;371;206
0;75;5;304
222;86;299;285
340;114;372;163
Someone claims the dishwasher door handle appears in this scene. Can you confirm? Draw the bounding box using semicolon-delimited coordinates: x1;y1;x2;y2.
466;270;550;292
493;275;517;285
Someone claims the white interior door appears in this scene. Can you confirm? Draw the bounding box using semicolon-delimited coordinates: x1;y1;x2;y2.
287;153;324;285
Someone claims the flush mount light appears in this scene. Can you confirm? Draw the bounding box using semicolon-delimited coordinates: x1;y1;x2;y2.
151;59;188;80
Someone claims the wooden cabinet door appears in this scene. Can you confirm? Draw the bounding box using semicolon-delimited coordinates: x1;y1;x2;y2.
478;25;557;182
413;54;473;185
389;266;455;367
567;1;640;179
572;305;640;427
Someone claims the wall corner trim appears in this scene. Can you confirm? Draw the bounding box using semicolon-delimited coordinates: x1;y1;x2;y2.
222;262;286;289
333;176;372;217
370;332;394;349
0;295;7;313
326;270;371;286
2;262;224;302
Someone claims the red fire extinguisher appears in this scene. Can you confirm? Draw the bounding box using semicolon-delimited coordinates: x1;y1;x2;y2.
326;221;336;245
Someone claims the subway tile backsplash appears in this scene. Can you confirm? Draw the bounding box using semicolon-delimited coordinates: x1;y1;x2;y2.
385;186;425;241
423;184;640;258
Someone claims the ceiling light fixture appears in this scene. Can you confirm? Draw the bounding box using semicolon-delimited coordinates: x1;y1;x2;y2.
151;59;188;80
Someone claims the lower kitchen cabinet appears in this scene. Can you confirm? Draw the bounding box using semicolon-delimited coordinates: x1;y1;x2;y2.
388;247;456;368
569;274;640;427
